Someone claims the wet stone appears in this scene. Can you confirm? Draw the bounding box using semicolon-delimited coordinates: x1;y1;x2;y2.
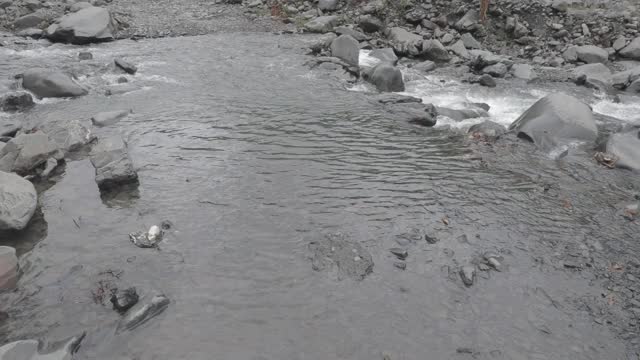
78;51;93;60
425;234;438;244
115;58;138;75
394;261;407;270
389;248;408;260
111;287;139;314
117;293;170;332
460;266;476;287
309;233;374;281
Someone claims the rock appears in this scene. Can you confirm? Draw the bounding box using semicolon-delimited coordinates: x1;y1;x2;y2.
46;6;116;44
117;294;170;332
440;33;454;45
563;46;578;62
511;64;537;81
330;35;359;67
455;9;478;31
0;334;84;360
387;27;422;57
478;74;496;87
308;32;336;53
437;106;489;121
22;69;88;98
368;63;404;92
358;15;383;33
368;48;398;65
114;58;137;75
620;37;640;60
425;234;438;244
69;1;92;12
606;130;640;171
39;119;94;152
41;157;58;178
89;135;138;190
469;50;503;69
334;26;368;42
576;45;608;64
0;246;18;290
117;77;128;84
309;233;374;280
304;16;339;33
572;63;611;83
78;51;93;60
0;132;60;175
449;40;469;59
413;60;436;72
482;63;508;78
110;287;139;313
421;39;450;62
611;66;640;90
393;261;406;270
389;248;408;260
461;33;481;49
0;171;37;230
385;103;437;127
0;92;35;112
404;9;427;24
16;28;44;39
613;37;628;52
318;0;338;11
468;120;506;139
14;12;45;29
129;225;163;248
91;109;131;127
627;78;640;93
375;93;421;104
105;83;140;96
460;266;476;287
508;93;598;151
513;22;529;38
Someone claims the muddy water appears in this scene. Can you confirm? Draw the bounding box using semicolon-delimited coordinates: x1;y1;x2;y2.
1;34;639;359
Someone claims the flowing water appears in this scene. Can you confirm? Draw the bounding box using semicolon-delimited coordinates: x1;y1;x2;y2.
1;33;639;359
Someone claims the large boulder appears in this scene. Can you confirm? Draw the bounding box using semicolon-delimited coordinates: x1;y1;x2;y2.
368;63;404;92
0;92;35;112
421;39;450;62
575;45;608;64
39;119;95;152
0;132;61;175
509;93;598;150
46;6;116;44
318;0;338;11
90;135;138;189
304;16;339;33
606;129;640;171
619;37;640;60
572;63;611;83
0;246;18;290
448;40;469;59
22;69;88;98
330;35;359;67
0;171;37;231
611;66;640;90
387;27;422;57
358;15;383;33
368;48;398;65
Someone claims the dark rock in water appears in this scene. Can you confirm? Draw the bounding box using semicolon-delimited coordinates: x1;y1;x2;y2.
115;58;138;75
421;39;450;62
0;132;61;175
412;60;436;72
369;48;398;65
0;333;85;360
459;266;476;287
509;93;598;151
611;66;640;90
386;103;438;127
375;93;421;104
389;248;408;260
89;135;138;190
46;6;116;44
117;76;129;84
78;51;93;60
606;130;640;171
424;234;438;244
436;107;489;121
309;233;374;281
304;16;339;33
334;26;368;42
92;109;131;127
111;287;139;314
0;171;37;231
0;92;34;112
394;261;407;270
468;121;506;139
39;119;95;152
22;69;88;98
358;15;383;33
478;74;496;87
619;37;640;60
308;33;337;54
307;56;359;78
16;27;44;39
117;294;170;332
105;83;140;96
368;63;404;92
330;35;359;67
318;0;338;11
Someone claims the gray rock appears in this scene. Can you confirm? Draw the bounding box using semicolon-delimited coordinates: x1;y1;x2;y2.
105;83;140;96
69;1;92;12
511;64;537;81
421;39;450;62
358;15;383;33
461;33;481;49
368;63;404;92
22;69;88;98
308;32;337;53
437;106;489;121
91;109;131;127
0;172;37;231
117;294;170;332
611;66;640;90
413;60;436;72
304;16;339;33
440;33;454;45
478;74;496;87
469;50;503;67
455;10;478;31
576;45;608;64
513;22;529;38
552;0;577;11
404;9;427;24
0;246;18;290
309;233;374;280
563;46;578;62
110;287;139;314
482;63;508;77
385;103;437;127
330;35;359;67
46;6;116;44
389;247;408;260
16;27;44;39
318;0;338;11
78;51;93;60
387;27;422;57
115;58;137;75
0;334;84;360
606;130;640;171
627;78;640;93
375;94;421;104
368;48;398;65
334;26;368;41
509;93;598;151
460;266;476;287
620;37;640;60
448;40;469;59
0;92;35;112
613;37;627;52
468;120;506;139
89;135;138;189
14;12;45;29
0;132;60;175
572;63;611;83
39;119;94;152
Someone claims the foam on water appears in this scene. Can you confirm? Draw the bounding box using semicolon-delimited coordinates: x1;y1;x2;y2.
592;97;640;123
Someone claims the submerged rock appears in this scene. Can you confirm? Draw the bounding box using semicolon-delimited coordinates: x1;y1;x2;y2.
606;129;640;171
368;63;404;92
91;109;131;127
509;93;598;151
330;35;359;67
0;92;35;112
309;233;374;281
389;248;408;260
104;84;140;96
78;51;93;60
385;103;437;127
0;333;84;360
117;294;170;332
0;132;61;175
375;93;422;104
0;246;18;290
478;74;496;87
115;58;138;75
22;69;88;99
468;121;506;139
46;6;116;44
89;135;138;189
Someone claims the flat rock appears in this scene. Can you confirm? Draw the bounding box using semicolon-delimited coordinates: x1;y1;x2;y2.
334;26;368;41
482;63;508;78
572;63;611;83
16;28;44;39
105;84;140;96
620;37;640;60
437;106;489;121
46;6;116;44
91;109;131;127
0;132;60;175
511;64;537;81
613;37;627;52
115;58;137;75
318;0;338;11
0;171;37;231
385;102;437;127
39;119;94;152
304;16;339;33
375;93;421;104
22;69;88;98
0;246;18;290
117;294;170;332
421;39;450;62
448;40;469;59
576;45;608;64
89;135;138;189
611;66;640;90
14;12;45;29
309;233;374;281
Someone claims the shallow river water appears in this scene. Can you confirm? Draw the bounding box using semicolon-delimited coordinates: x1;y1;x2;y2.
1;33;639;359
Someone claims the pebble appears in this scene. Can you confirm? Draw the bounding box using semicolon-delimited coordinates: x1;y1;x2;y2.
394;261;407;270
110;287;140;314
424;234;438;244
460;266;476;287
389;248;408;260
